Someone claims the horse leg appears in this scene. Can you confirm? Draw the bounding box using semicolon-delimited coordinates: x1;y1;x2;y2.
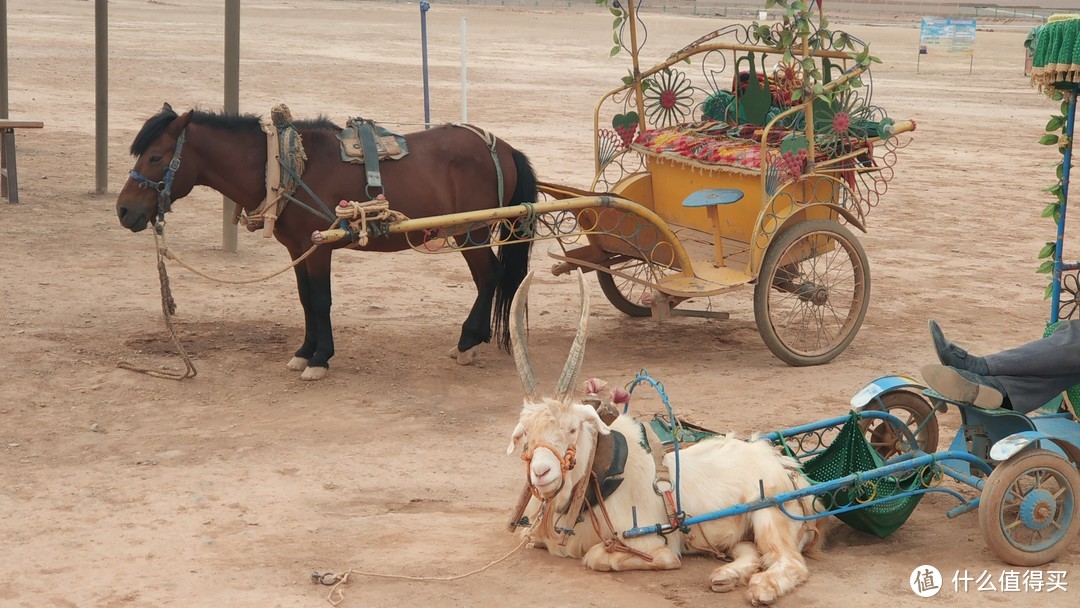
289;250;335;381
288;261;317;372
449;247;501;365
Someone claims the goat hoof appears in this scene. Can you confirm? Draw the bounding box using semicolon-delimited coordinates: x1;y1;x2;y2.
747;576;778;606
300;366;328;381
287;356;309;372
449;345;480;366
709;569;740;593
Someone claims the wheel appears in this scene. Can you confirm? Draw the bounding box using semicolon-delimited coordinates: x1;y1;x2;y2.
753;219;870;366
597;257;671;318
978;448;1080;566
858;391;940;459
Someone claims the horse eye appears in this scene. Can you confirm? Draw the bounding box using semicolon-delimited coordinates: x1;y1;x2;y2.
149;155;163;164
568;427;578;435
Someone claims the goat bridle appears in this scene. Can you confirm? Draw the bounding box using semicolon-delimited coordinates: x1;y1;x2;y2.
129;128;188;225
521;441;577;499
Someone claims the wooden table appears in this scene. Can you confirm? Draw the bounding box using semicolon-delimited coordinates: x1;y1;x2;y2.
1;119;45;204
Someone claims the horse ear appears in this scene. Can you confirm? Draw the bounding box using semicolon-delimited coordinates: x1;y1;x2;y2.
161;101;173;113
170;110;194;133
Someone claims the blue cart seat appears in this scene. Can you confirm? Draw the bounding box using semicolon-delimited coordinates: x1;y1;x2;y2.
681;188;744;208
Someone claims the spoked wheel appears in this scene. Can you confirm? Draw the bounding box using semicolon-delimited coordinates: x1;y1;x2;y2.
858;391;940;459
978;448;1080;566
597;257;673;318
753;219;870;366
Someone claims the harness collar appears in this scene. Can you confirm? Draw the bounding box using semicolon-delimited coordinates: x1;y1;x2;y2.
585;429;628;507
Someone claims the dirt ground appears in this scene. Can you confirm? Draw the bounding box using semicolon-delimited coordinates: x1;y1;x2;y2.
0;1;1076;606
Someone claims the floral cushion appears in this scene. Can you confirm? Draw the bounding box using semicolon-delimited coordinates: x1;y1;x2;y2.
632;120;789;171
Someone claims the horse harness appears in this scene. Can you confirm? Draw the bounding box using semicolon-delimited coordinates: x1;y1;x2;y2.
130;106;508;242
129;128;188;227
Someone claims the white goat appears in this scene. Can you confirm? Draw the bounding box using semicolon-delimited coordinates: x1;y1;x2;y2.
505;271;826;606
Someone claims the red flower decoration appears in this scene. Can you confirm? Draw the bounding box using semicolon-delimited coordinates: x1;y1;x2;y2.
832;111;851;134
660;90;678;109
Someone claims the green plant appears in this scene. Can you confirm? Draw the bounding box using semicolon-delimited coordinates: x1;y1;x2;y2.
752;0;879;104
1036;90;1069;299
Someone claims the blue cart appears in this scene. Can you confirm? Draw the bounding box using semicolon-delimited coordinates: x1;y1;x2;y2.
623;370;1080;566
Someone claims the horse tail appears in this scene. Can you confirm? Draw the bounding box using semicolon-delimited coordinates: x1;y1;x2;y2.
493;149;538;352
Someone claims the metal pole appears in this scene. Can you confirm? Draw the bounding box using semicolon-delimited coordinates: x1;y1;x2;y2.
95;0;107;194
461;16;467;123
222;0;239;253
1051;90;1077;324
420;1;431;128
1;0;8;119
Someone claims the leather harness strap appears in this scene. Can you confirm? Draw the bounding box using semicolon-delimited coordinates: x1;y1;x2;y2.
641;419;681;526
453;123;505;206
356;119;384;198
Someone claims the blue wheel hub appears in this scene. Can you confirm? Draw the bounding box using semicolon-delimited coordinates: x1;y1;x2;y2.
1019;488;1056;531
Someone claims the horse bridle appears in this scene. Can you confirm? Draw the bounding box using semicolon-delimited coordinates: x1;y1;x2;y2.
129;128;188;224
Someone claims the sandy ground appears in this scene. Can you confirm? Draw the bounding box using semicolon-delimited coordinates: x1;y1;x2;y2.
0;1;1076;606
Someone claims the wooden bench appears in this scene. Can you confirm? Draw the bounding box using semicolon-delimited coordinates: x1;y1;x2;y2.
0;119;45;204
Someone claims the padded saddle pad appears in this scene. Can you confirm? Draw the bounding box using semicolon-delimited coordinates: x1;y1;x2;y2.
337;117;409;163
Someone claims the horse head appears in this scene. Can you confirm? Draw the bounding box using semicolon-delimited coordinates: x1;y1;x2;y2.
117;102;196;231
505;270;609;503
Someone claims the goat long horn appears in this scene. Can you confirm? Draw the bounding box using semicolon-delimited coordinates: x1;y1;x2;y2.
555;270;590;403
510;270;539;401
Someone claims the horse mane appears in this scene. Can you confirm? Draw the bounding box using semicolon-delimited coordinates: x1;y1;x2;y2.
129;106;340;156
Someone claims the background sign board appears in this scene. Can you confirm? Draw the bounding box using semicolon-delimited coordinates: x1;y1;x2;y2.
919;17;976;57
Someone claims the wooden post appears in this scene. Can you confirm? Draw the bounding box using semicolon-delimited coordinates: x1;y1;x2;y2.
1;0;8;120
222;0;239;253
95;0;107;195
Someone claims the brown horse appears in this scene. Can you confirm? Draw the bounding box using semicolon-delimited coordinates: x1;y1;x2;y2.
117;103;537;380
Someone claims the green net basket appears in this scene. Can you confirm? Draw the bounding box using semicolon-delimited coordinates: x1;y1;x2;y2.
800;411;923;538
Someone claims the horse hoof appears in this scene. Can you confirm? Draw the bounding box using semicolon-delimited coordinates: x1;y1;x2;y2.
451;345;480;366
300;366;328;381
287;356;309;372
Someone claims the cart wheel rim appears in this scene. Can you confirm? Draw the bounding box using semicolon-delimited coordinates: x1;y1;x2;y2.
998;467;1075;552
769;236;861;355
757;221;869;361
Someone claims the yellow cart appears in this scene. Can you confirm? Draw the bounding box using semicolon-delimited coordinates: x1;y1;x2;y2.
540;0;915;365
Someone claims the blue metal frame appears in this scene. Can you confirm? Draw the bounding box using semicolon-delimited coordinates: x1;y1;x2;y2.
625;450;993;538
627;370;684;516
1051;89;1077;323
617;375;1080;549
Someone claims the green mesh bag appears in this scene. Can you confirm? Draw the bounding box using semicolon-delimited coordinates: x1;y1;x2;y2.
800;411;923;538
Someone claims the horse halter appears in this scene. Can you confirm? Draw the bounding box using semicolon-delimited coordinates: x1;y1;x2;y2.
521;441;577;499
129;128;188;224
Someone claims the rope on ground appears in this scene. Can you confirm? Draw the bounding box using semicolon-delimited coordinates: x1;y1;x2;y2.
322;535;531;606
117;225;321;380
116;228;199;380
